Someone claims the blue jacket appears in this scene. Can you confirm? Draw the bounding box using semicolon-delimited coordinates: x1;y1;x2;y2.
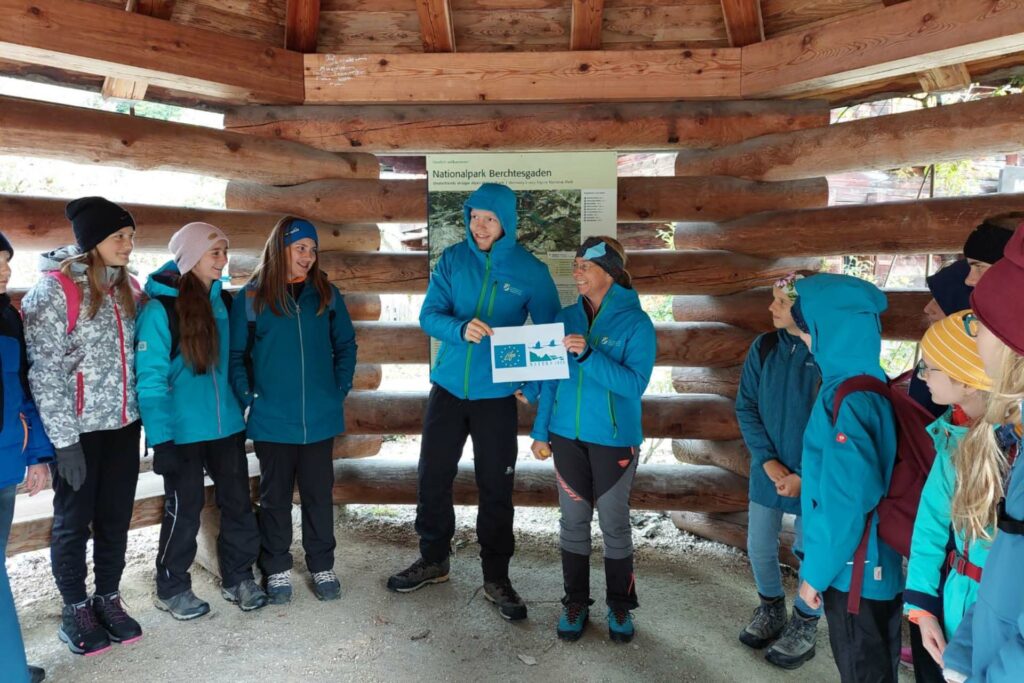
0;295;53;489
735;330;819;515
529;284;655;448
228;278;357;444
796;274;903;600
135;262;246;447
904;410;992;642
421;184;561;400
945;427;1024;681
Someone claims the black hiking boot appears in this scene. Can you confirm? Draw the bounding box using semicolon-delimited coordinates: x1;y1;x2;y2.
386;557;450;593
92;591;143;644
58;600;111;656
483;579;528;621
739;594;787;649
765;608;819;670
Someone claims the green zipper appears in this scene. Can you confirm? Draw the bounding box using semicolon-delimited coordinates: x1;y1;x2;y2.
486;283;498;318
463;254;492;398
575;289;613;438
607;391;618;438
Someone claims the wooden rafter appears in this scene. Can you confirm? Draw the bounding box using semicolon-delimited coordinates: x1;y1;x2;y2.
720;0;764;48
415;0;456;53
101;0;176;101
742;0;1024;97
285;0;321;54
570;0;604;51
917;63;973;94
0;0;303;104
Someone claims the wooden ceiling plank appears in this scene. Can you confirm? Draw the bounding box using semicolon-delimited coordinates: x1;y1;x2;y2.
415;0;456;52
720;0;763;47
569;0;603;51
101;0;176;101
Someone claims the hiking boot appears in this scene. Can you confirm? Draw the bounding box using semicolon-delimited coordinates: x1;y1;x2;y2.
483;579;528;621
265;571;293;605
155;589;211;621
312;570;342;601
92;592;143;644
607;607;635;643
386;557;450;593
222;579;269;612
58;600;111;656
739;595;787;649
556;601;590;641
28;665;45;683
765;609;819;670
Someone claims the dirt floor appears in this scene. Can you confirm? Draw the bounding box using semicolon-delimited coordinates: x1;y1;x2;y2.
11;506;914;683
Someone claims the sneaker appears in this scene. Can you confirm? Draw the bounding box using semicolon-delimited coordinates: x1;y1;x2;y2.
607;607;635;643
765;609;819;670
155;589;211;621
386;558;450;593
739;595;787;649
28;665;45;683
556;602;590;641
265;570;293;605
222;579;269;612
92;592;143;644
58;600;111;656
483;579;528;621
312;570;342;601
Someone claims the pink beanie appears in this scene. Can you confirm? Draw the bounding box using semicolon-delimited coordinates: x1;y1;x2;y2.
168;222;229;275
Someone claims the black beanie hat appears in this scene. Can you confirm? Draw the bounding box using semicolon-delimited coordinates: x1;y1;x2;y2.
0;231;12;259
65;197;135;253
962;222;1014;265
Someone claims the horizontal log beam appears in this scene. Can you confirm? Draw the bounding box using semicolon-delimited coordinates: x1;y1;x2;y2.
230;250;817;296
0;194;381;253
0;0;303;104
674;193;1024;258
332;459;748;513
675;94;1024;181
353;321;756;367
673;289;932;341
671;366;740;399
343;391;739;440
223;100;830;153
741;0;1024;98
225;176;827;225
0;95;378;185
304;49;740;104
671;511;797;568
672;439;749;478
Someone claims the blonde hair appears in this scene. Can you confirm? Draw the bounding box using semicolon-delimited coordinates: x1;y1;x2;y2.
951;340;1024;544
59;250;137;320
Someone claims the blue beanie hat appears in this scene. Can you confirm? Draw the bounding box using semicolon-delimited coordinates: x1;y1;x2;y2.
926;259;973;316
283;218;318;247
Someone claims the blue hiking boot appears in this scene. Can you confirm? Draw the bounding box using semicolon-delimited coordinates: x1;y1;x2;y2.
556;602;589;642
264;571;293;605
607;607;635;643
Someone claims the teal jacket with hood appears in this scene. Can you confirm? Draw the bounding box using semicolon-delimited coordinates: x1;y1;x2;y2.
796;274;904;600
529;283;655;448
228;276;357;445
420;183;561;400
904;408;992;642
135;261;246;446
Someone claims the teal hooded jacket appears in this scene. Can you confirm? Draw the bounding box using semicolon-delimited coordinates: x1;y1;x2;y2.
135;261;246;446
420;183;561;400
795;274;904;600
529;284;655;448
904;409;992;641
228;278;357;445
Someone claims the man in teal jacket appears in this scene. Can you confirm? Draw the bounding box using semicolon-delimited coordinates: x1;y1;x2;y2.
387;183;560;622
792;274;904;683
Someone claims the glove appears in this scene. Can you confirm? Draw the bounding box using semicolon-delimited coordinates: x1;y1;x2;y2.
152;441;178;476
55;442;86;492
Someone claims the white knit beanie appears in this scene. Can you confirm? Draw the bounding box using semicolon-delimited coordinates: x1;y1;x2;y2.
168;222;229;275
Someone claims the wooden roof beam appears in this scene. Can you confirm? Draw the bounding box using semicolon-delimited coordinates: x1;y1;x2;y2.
415;0;456;53
101;0;177;102
0;0;303;104
570;0;604;51
285;0;321;54
742;0;1024;98
720;0;764;48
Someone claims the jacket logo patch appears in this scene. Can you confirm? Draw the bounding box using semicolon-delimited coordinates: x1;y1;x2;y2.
836;432;847;444
600;337;622;347
137;341;147;352
617;459;630;468
502;282;523;296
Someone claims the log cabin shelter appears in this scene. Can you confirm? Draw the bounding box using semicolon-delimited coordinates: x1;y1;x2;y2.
1;0;1024;558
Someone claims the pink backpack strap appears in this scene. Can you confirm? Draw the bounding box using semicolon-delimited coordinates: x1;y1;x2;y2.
46;271;81;335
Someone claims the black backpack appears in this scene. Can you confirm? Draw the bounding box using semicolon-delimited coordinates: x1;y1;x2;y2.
155;290;234;360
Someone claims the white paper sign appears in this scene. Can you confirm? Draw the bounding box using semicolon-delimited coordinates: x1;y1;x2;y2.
490;323;570;383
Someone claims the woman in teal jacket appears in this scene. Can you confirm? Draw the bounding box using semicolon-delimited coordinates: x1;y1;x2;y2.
903;310;993;675
527;237;655;645
228;217;357;605
791;273;903;683
136;223;267;621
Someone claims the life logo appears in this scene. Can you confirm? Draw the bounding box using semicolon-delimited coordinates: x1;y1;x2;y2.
502;282;524;297
599;336;622;348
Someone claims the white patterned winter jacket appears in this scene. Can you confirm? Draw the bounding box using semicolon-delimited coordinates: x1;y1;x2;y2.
22;246;140;448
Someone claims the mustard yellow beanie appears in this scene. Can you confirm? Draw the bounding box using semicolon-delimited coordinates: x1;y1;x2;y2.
920;309;991;391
